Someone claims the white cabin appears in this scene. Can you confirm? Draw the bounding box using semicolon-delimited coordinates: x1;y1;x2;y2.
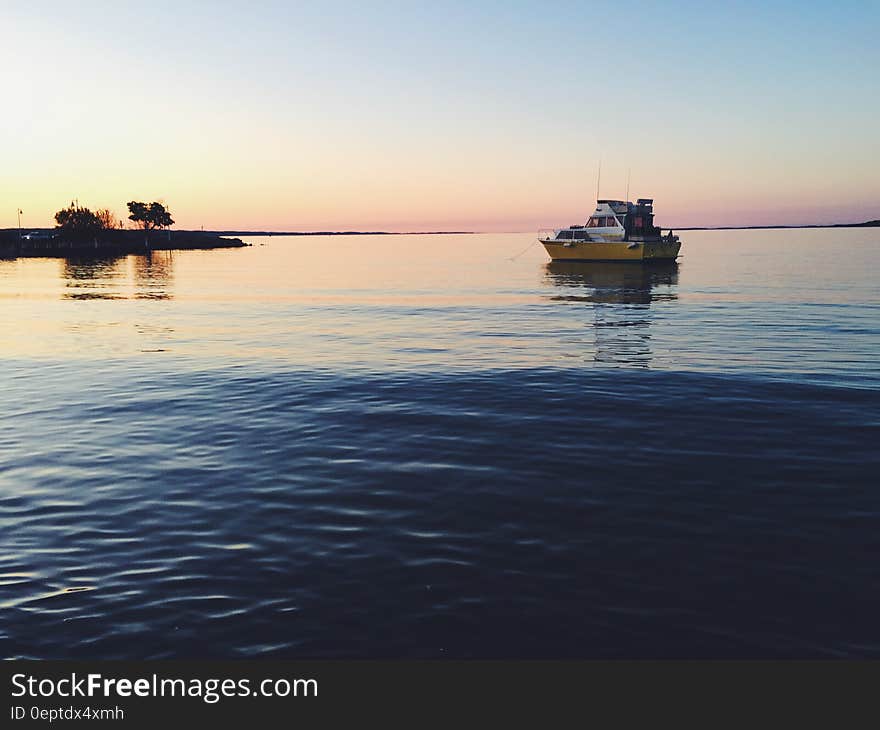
551;201;626;242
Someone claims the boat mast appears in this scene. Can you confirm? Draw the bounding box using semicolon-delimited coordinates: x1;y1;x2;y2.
596;161;602;202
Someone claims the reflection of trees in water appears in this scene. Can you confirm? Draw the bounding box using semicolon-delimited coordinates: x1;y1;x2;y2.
543;261;679;367
133;251;174;300
60;252;175;300
61;256;126;300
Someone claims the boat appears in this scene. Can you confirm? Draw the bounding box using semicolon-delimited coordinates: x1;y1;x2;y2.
540;198;681;262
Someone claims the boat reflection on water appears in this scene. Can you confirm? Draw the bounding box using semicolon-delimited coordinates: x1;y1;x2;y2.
544;260;678;304
543;261;679;367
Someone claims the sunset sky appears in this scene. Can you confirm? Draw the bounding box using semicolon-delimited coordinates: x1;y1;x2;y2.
2;1;878;231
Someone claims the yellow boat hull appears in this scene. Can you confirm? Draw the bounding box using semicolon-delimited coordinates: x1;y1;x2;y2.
541;238;681;262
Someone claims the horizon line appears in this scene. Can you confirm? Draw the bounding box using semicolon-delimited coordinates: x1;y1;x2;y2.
3;218;878;236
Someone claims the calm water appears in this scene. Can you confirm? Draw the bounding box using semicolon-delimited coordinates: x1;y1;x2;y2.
1;229;879;658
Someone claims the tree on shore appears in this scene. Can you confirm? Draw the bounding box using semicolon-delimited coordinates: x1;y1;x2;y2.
96;208;122;230
54;202;106;241
127;201;174;231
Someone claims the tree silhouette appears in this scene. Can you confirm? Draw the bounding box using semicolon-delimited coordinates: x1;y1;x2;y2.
95;208;121;230
54;202;105;241
127;201;174;230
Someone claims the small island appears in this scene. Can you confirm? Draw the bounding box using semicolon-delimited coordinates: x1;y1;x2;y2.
1;200;247;258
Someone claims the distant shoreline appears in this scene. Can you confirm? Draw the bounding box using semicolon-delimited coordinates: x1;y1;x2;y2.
130;220;880;233
669;220;880;231
202;230;477;236
1;220;876;240
139;219;880;234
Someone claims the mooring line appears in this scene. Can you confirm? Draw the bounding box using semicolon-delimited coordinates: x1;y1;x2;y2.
508;238;539;261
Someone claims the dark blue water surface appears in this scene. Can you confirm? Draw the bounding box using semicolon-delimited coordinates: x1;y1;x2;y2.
2;230;879;658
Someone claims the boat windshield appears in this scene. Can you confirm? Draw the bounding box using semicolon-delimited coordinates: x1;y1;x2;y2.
587;216;618;227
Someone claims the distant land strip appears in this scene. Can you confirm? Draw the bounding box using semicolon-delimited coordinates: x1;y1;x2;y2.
1;221;877;238
669;220;880;231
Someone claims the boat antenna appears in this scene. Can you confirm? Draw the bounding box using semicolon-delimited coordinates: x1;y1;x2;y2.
596;161;602;202
625;168;631;203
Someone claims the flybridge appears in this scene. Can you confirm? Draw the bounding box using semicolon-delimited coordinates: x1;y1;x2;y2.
596;199;653;214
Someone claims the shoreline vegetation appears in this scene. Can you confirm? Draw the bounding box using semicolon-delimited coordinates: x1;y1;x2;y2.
1;199;252;259
0;193;478;259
